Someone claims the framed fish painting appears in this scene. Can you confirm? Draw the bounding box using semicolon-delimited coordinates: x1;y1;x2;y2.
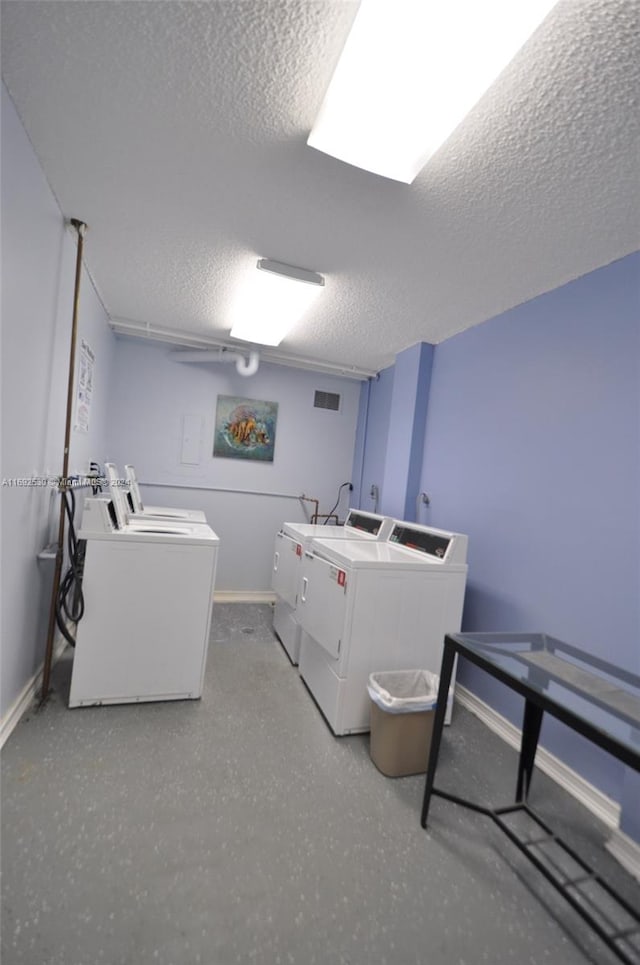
213;395;278;462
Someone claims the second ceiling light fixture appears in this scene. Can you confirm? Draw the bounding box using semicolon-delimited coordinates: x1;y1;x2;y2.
230;258;325;347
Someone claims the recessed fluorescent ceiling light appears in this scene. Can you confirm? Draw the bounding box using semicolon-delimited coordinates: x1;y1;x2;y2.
229;259;324;347
307;0;558;184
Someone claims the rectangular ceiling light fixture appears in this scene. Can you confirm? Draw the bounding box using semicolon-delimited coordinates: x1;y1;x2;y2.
230;258;325;346
307;0;558;184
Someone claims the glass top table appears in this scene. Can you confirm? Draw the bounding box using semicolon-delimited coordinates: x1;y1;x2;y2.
420;632;640;964
444;632;640;771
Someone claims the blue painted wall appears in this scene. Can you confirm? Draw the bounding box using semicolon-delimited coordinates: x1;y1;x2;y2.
352;365;394;514
420;251;639;810
354;252;639;830
382;342;434;521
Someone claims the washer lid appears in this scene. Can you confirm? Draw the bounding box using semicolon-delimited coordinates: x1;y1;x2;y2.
308;537;466;571
282;522;344;541
121;524;219;544
281;522;374;545
281;511;393;543
123;516;214;534
123;523;193;536
132;505;207;522
80;521;220;545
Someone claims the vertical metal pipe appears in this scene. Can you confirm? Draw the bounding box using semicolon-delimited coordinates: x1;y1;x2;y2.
40;218;87;703
299;495;320;524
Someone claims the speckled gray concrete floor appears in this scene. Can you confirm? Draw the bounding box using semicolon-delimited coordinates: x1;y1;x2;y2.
2;603;638;965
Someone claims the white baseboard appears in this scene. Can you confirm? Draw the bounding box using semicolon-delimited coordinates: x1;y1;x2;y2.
454;684;621;830
605;828;640;882
0;634;68;749
214;591;276;604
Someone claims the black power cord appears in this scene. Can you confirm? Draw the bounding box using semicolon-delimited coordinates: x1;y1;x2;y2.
89;461;103;495
55;487;85;646
326;481;353;524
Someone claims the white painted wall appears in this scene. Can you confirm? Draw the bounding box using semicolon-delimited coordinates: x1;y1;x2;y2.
105;339;361;591
0;83;115;720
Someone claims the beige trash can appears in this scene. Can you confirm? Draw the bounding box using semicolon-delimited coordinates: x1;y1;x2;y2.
368;670;438;778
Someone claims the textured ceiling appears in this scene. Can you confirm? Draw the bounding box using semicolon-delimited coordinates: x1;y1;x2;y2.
2;0;639;375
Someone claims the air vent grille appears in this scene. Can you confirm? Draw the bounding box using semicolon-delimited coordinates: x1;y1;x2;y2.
314;390;341;411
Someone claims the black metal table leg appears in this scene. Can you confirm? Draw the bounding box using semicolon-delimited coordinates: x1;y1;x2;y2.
421;639;457;828
415;631;640;964
516;698;544;802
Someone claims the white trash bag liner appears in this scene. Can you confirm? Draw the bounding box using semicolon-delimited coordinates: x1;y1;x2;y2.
367;669;439;715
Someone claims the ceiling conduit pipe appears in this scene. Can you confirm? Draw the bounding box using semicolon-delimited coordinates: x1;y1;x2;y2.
172;348;260;377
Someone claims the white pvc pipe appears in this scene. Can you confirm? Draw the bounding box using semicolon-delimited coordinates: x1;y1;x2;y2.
171;347;260;376
235;351;260;376
139;481;302;499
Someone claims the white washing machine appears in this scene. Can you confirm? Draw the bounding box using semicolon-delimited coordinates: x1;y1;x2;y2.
297;522;468;735
104;463;207;525
124;464;207;522
271;510;395;664
68;496;220;707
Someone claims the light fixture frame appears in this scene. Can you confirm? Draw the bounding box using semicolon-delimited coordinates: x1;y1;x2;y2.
256;258;324;289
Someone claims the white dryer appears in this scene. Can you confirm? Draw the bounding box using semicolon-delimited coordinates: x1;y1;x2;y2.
68;496;220;707
271;510;395;664
104;463;207;525
297;522;468;735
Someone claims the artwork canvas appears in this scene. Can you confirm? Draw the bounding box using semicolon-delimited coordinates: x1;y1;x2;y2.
213;396;278;462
